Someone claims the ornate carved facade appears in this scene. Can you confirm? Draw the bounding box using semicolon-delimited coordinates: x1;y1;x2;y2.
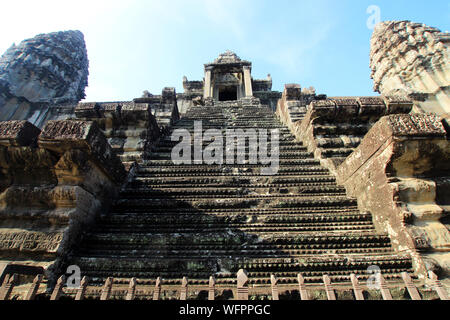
0;21;448;300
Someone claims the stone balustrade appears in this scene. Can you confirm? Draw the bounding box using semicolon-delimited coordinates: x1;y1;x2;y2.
280;95;413;174
1;269;447;300
0;120;126;284
74;101;161;164
276;84;324;131
335;113;450;286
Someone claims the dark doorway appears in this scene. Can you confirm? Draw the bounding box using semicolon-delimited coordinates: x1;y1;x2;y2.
219;87;238;101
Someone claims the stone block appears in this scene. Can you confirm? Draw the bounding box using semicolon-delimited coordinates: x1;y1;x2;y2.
385;114;446;137
74;102;100;119
334;98;360;119
283;84;302;101
121;102;151;123
38;120;126;183
357;97;387;118
337;113;446;183
0;121;41;147
99;103;121;119
383;96;413;114
309;99;337;119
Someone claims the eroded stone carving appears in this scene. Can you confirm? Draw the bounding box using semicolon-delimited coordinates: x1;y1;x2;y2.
74;101;161;163
370;21;449;115
0;120;126;284
0;31;89;126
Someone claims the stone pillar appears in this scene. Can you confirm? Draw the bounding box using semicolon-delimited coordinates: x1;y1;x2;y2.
243;66;253;97
204;68;213;99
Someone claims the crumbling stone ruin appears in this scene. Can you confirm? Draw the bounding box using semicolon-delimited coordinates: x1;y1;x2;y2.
0;21;449;300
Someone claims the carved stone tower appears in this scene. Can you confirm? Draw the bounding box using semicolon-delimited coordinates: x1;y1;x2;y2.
203;51;253;101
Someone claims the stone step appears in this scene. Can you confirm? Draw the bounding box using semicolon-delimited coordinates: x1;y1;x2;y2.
70;255;413;282
81;231;388;245
129;175;337;186
89;222;376;235
67;101;413;283
148;152;314;160
107;207;362;216
112;196;359;212
118;186;348;199
139;159;323;167
76;247;396;258
152;145;307;153
94;212;372;231
134;169;331;178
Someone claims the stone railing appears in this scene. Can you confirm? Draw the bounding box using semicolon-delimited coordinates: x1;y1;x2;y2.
281;95;412;174
276;84;323;130
0;269;448;301
75;102;161;164
0;120;126;284
335;113;450;285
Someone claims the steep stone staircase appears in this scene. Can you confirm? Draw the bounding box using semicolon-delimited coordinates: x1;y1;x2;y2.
69;102;413;286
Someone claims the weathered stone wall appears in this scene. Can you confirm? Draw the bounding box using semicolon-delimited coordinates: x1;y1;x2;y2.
74;102;161;164
0;120;126;283
335;114;450;286
281;95;413;174
276;84;326;129
0;31;89;126
253;91;282;112
133;87;180;130
370;21;449;115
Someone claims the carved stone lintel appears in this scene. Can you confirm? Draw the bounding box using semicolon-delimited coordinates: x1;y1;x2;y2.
39;120;126;184
0;121;41;147
74;103;100;119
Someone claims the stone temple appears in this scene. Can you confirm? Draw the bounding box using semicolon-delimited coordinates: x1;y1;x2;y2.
0;21;448;300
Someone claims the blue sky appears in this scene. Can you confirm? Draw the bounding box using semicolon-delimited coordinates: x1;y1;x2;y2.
0;0;448;101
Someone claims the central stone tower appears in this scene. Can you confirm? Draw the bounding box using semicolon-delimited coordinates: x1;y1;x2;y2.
203;50;254;101
179;51;280;112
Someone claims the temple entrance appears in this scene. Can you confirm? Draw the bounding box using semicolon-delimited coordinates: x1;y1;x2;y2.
218;86;238;101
